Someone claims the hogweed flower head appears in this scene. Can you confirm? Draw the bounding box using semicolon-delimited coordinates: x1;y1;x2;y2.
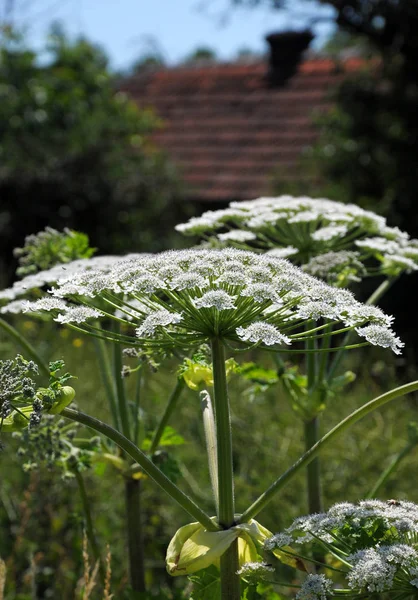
266;500;418;599
9;248;402;356
175;195;418;281
295;574;333;600
0;254;142;304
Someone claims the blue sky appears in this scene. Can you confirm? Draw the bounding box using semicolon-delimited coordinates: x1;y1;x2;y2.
15;0;336;69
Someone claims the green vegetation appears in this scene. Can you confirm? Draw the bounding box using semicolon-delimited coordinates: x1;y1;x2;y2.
0;28;190;284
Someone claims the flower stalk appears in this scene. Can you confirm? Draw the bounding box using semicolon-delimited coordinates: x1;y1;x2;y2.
210;337;240;600
125;478;146;593
60;406;219;532
238;380;418;524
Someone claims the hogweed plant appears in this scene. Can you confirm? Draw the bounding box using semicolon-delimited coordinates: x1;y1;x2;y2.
1;244;418;599
176;196;418;517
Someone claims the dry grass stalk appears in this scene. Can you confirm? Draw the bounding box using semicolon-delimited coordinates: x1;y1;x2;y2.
0;558;6;600
80;530;99;600
103;544;112;600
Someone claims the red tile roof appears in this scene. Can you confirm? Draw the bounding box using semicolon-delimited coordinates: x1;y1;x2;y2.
120;58;367;202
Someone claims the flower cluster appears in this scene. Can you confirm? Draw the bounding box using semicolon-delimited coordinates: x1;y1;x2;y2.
175;195;418;280
295;574;333;600
0;357;75;434
0;355;38;425
2;248;403;355
266;500;418;599
0;254;137;304
13;416;99;479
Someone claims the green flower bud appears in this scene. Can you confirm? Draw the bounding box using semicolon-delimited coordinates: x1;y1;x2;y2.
49;386;76;414
166;518;274;576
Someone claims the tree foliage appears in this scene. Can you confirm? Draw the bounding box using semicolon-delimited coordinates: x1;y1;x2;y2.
0;30;189;283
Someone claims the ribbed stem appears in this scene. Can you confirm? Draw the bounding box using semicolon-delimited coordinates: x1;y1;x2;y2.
113;332;131;440
92;335;119;429
0;317;49;378
366;442;416;499
125;479;146;592
210;337;240;600
238;380;418;523
61;407;218;532
149;378;185;455
220;539;240;600
304;417;323;514
73;469;105;580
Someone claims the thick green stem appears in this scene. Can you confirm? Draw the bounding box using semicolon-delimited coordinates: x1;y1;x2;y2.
92;335;119;429
0;317;49;378
366;442;416;499
238;380;418;523
73;469;105;580
211;337;240;600
125;479;146;593
304;417;323;514
220;540;240;599
113;333;131;440
61;407;219;532
133;368;143;446
149;377;185;455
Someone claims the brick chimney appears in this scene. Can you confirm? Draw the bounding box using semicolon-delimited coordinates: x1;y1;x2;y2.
266;30;314;86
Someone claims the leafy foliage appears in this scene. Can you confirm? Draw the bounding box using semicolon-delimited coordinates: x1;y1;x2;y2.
14;227;95;277
0;29;189;284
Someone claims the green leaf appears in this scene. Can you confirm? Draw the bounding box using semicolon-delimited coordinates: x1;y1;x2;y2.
189;565;221;600
142;426;185;450
238;363;279;386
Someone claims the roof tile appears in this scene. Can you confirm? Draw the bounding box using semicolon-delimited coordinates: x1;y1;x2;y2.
121;58;369;201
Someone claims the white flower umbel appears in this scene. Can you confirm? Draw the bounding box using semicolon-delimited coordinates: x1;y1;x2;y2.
267;500;418;549
218;231;257;243
236;561;274;580
355;324;404;355
348;545;418;594
0;254;139;302
16;248;401;355
175;195;418;280
236;322;291;346
267;501;418;599
303;251;365;285
295;574;333;600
